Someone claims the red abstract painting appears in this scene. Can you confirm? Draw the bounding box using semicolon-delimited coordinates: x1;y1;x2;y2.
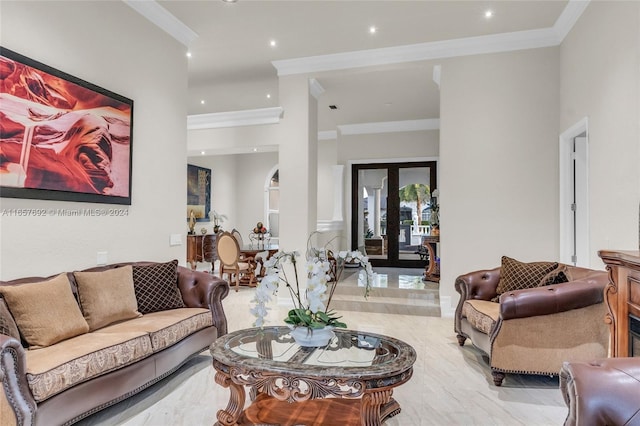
0;47;133;204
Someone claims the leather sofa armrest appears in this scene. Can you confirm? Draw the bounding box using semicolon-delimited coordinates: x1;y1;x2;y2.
455;267;501;301
500;279;605;321
560;358;640;426
0;334;36;426
454;267;500;335
177;267;230;336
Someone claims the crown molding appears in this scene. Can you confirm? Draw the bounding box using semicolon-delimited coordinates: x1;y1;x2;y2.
309;78;325;99
188;107;284;130
189;145;279;157
273;28;558;76
271;1;589;76
318;130;338;140
552;0;590;42
123;0;198;47
339;119;439;136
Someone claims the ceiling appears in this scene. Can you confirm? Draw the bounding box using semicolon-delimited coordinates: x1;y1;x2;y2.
147;1;571;135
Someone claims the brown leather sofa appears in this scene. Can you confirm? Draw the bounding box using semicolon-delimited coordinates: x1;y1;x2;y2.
455;263;609;386
560;358;640;426
0;261;229;426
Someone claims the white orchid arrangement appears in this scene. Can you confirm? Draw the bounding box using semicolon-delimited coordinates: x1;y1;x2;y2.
211;210;227;227
250;238;375;330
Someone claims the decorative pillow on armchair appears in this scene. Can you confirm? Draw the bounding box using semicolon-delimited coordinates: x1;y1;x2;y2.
132;260;185;314
539;265;570;286
492;256;558;301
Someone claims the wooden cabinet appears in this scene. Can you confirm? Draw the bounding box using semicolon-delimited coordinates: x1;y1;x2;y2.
187;234;218;271
599;250;640;357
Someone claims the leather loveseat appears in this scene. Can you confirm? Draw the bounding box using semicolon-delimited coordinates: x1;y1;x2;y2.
560;358;640;426
454;256;609;386
0;260;229;426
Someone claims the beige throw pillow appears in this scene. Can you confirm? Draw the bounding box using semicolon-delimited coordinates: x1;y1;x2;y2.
0;274;89;348
74;266;142;331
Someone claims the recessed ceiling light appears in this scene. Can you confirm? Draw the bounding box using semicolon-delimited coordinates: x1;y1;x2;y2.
186;51;192;58
485;10;494;18
369;26;377;34
222;0;237;3
266;93;271;99
253;148;258;152
200;100;205;105
270;40;277;47
201;151;205;155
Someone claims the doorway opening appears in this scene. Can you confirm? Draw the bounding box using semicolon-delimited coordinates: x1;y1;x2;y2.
559;118;589;267
351;161;437;268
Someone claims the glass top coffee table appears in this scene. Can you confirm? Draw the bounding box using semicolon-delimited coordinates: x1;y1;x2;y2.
210;326;416;426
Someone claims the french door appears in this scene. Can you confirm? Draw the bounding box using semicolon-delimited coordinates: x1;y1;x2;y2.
351;161;437;268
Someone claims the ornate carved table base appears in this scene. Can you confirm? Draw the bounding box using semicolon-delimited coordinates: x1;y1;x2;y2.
214;371;245;426
214;370;401;426
211;327;415;426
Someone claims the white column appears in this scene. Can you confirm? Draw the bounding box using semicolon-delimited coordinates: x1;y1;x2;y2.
278;75;318;252
374;187;382;238
277;75;318;305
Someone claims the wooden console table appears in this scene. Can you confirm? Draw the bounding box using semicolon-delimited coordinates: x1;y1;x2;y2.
422;235;440;283
187;234;218;271
599;250;640;357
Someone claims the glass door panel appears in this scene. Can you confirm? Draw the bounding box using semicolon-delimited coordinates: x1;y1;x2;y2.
356;168;388;261
398;167;432;260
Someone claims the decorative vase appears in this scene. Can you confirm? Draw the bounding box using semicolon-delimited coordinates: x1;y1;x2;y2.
288;325;335;347
213;225;220;233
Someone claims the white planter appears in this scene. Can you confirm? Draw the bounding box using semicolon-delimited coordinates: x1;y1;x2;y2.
288;326;335;347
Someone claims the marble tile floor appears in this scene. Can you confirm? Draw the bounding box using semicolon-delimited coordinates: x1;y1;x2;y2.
330;267;441;317
76;268;567;426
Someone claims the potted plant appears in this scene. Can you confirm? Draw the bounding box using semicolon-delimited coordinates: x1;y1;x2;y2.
211;210;227;233
250;234;375;346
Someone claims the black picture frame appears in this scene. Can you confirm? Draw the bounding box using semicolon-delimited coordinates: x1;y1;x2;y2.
187;164;211;222
0;46;134;205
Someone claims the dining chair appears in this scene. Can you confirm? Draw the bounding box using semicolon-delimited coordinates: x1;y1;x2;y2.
216;231;256;292
231;228;244;247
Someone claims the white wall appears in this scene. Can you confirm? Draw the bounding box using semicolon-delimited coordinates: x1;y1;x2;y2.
338;130;439;163
560;1;640;264
0;2;188;280
439;47;561;315
318;139;338;221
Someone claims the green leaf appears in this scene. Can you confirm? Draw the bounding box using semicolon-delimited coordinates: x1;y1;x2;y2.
316;311;330;322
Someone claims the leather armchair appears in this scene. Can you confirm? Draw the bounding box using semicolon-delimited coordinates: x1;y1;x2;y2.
560;358;640;426
454;265;609;386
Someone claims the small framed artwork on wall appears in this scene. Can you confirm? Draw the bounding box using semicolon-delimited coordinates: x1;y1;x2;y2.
187;164;211;222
